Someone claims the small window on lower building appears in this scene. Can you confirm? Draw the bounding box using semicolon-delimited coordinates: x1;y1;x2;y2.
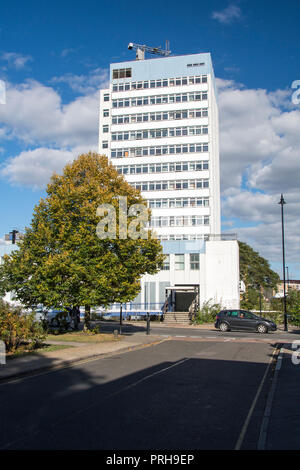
190;253;200;270
162;254;170;271
175;254;185;270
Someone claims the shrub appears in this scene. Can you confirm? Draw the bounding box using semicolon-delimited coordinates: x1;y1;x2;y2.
193;300;222;324
0;300;46;352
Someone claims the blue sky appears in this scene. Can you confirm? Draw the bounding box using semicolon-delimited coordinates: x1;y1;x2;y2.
0;0;300;279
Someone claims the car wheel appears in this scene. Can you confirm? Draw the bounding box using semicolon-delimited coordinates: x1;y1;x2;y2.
219;322;230;332
257;324;268;334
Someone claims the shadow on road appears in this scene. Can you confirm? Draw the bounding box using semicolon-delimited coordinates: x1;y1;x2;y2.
0;339;277;450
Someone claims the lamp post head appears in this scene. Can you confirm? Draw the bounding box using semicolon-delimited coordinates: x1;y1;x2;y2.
278;194;286;206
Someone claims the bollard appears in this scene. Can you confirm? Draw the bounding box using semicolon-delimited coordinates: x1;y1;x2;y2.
146;313;151;335
114;329;118;340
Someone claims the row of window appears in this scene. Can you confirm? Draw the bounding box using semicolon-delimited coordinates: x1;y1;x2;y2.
150;215;210;228
112;68;132;79
163;253;200;271
110;108;208;125
110;143;209;158
112;75;207;92
148;197;209;209
112;91;208;108
158;234;209;241
130;179;209;192
115;160;209;175
110;125;208;141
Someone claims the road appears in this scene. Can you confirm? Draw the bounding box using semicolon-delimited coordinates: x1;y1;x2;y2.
99;320;300;343
0;337;279;450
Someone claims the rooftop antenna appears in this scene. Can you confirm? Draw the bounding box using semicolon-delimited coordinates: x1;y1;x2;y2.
128;41;171;60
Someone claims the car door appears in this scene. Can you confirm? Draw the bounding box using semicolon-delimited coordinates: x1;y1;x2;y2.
227;310;240;329
242;311;258;330
234;310;256;330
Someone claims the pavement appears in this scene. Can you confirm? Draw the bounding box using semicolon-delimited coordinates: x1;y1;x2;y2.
0;331;166;383
258;343;300;450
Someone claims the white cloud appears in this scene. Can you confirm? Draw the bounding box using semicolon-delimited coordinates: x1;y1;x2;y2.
60;48;77;58
0;78;104;188
212;4;242;24
0;80;100;147
1;52;33;70
51;67;109;95
1;148;75;189
218;79;300;268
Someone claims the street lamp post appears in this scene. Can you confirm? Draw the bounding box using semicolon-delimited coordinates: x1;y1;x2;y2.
278;194;288;332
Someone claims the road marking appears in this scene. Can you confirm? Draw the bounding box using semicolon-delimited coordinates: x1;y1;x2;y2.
234;345;279;450
257;346;284;450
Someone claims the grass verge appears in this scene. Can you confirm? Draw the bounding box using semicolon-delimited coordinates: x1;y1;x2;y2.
46;331;120;343
7;343;73;360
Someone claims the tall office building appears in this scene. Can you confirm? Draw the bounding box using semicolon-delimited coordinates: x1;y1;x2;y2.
99;49;239;315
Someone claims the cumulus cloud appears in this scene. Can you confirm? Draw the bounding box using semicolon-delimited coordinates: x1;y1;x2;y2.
0;80;100;147
1;148;75;189
0;77;103;188
218;79;300;268
51;67;109;95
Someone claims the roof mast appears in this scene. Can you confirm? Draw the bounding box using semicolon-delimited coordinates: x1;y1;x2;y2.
128;41;171;60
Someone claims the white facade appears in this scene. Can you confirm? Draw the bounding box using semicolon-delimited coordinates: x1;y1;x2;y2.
99;52;239;312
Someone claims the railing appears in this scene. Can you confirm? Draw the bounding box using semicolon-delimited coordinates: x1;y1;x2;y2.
101;302;166;319
206;233;237;241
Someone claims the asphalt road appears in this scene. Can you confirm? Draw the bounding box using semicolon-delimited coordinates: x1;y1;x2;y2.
0;339;278;450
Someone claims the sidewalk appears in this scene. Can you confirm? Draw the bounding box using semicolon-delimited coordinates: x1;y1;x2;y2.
0;333;166;383
259;342;300;450
106;320;216;329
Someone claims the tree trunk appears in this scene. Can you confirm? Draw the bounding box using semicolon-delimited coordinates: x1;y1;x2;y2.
84;305;91;331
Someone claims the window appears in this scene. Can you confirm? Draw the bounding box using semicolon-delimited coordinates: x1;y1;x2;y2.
175;254;185;271
163;254;170;271
103;94;109;102
103;109;109;117
112;68;132;79
102;141;108;149
102;125;109;133
190;253;200;270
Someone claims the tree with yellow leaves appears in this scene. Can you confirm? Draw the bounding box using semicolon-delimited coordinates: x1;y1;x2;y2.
0;153;164;329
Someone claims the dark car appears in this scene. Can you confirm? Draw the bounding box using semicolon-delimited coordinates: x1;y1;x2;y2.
215;309;277;334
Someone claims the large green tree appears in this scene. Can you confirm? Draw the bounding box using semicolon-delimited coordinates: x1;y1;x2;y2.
0;153;164;328
239;241;280;309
